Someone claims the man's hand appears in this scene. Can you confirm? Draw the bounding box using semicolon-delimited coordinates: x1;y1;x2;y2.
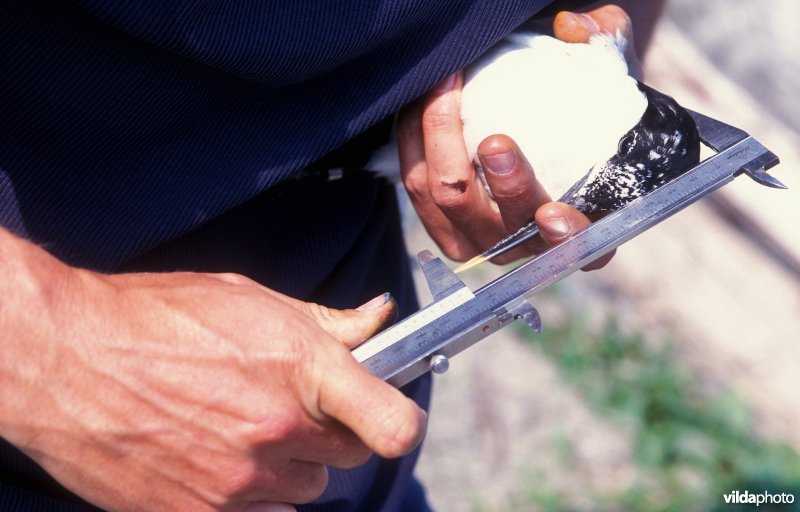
398;4;640;270
0;231;425;512
553;4;643;79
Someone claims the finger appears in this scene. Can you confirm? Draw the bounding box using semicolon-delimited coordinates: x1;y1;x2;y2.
582;4;634;41
553;5;641;79
304;431;373;470
420;72;507;250
473;134;555;264
256;415;372;471
533;202;615;271
535;201;591;245
579;5;639;78
260;290;398;349
553;10;601;44
315;353;427;459
553;5;632;43
209;272;394;339
478;134;552;233
397;94;479;261
297;293;398;349
243;460;328;505
287;419;373;469
245;503;296;512
581;248;616;272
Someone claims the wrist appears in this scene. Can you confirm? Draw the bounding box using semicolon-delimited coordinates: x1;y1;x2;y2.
0;227;79;447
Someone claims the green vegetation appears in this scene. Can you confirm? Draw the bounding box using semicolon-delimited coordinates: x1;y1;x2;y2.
518;311;800;511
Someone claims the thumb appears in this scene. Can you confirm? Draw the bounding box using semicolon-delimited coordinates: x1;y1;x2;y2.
316;347;428;459
269;292;399;349
535;202;615;271
535;201;591;245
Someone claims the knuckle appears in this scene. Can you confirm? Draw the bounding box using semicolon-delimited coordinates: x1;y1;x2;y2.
421;108;457;134
253;410;304;445
430;182;471;212
402;172;429;202
307;301;338;325
492;183;532;204
216;272;253;286
217;461;276;502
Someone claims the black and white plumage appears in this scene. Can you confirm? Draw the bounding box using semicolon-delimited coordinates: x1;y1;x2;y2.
367;27;701;272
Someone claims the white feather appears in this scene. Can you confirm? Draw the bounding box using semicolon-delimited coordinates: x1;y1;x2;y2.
366;29;647;196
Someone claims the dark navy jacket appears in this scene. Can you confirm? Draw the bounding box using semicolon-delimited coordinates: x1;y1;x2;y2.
0;1;556;510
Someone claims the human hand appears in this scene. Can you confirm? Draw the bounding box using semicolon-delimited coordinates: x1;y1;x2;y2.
553;4;642;79
397;4;638;270
2;257;424;512
397;74;595;266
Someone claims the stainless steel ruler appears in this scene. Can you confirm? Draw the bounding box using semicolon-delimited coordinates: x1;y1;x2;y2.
352;110;784;388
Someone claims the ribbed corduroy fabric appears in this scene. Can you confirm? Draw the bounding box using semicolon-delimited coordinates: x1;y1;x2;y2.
2;0;553;269
0;0;562;510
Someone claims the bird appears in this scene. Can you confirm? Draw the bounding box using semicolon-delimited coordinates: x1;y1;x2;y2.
366;23;701;273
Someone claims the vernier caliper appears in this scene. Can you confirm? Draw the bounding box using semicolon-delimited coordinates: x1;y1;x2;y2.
352;110;785;388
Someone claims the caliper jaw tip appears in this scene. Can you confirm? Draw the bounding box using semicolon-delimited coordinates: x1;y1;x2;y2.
688;109;785;189
743;160;787;189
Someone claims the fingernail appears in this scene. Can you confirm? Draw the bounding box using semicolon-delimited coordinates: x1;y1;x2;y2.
578;13;600;34
542;216;571;238
432;73;457;94
482;150;516;175
357;292;392;311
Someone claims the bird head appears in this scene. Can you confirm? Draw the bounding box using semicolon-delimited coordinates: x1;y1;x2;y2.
561;82;701;214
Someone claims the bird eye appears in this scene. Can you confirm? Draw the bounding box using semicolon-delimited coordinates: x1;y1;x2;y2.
618;133;635;155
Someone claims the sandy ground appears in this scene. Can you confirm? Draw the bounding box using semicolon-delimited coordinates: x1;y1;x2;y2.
411;5;800;510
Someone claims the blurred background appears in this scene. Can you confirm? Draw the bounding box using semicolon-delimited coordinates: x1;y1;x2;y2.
406;1;800;510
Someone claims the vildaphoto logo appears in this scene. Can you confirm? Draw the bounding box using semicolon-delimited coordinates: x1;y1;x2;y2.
723;490;795;506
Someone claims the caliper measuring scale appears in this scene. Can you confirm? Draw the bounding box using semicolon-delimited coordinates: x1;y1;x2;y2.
352;110;784;388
